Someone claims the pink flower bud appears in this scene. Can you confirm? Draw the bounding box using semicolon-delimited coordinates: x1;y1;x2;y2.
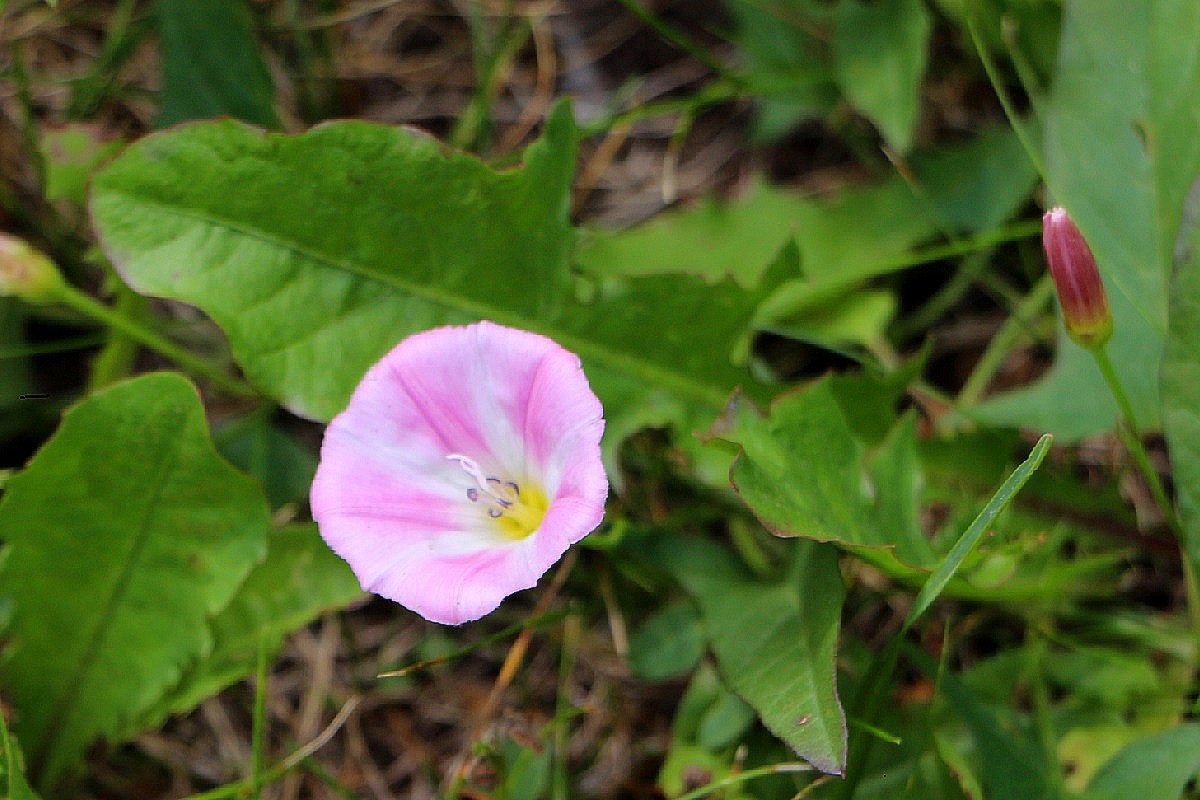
0;233;64;304
1042;207;1113;348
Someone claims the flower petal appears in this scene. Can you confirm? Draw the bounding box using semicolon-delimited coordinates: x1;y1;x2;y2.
311;321;608;624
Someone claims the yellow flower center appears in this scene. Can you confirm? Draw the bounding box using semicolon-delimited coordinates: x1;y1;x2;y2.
490;482;549;540
447;454;549;540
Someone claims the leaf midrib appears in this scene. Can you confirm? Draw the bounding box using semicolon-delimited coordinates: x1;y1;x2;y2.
104;191;733;412
33;406;186;780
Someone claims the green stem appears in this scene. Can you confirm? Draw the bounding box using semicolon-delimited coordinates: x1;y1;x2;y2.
53;284;257;397
251;638;269;797
1091;346;1181;535
181;697;360;800
964;2;1046;179
674;762;813;800
613;0;736;80
958;275;1055;407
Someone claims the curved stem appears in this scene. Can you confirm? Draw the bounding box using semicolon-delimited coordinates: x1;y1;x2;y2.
54;284;258;397
1091;346;1181;535
964;3;1046;179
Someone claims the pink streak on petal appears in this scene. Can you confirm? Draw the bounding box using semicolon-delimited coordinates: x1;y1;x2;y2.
522;346;605;490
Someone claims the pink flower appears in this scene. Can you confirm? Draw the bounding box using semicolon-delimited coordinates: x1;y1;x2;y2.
311;321;608;625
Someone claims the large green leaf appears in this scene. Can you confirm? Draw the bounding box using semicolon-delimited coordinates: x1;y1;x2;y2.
93;105;577;421
1161;182;1200;579
713;379;934;575
1084;723;1200;800
135;524;362;731
154;0;280;129
653;534;847;775
0;716;41;800
577;126;1034;284
92;103;787;442
0;373;269;789
976;0;1200;437
576;128;1036;354
833;0;931;153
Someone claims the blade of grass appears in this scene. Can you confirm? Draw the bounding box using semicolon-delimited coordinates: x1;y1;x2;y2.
903;434;1053;628
838;434;1052;799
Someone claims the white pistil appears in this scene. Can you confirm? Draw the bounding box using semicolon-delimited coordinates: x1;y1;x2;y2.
447;454;519;510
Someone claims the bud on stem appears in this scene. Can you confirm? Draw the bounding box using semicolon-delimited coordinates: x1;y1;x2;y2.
1042;207;1113;348
0;233;65;304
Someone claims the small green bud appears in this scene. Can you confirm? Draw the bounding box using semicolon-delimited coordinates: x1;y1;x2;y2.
1042;207;1113;348
0;233;65;304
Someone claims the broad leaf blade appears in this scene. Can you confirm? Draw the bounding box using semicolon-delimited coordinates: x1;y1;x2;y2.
977;0;1200;437
93;106;577;421
1084;724;1200;800
138;524;362;729
714;379;933;572
1161;179;1200;585
0;373;269;788
92;104;785;435
654;535;847;774
154;0;280;128
833;0;931;153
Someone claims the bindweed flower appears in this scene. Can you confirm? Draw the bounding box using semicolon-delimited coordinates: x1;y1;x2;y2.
1042;207;1113;348
0;233;64;304
311;321;608;625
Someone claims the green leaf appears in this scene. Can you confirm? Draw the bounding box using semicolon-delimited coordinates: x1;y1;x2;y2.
92;105;577;421
577;129;1035;354
214;414;317;509
1084;724;1200;800
0;373;269;789
91;103;785;441
628;601;705;681
714;379;932;575
154;0;280;129
0;715;41;800
833;0;931;153
977;0;1200;438
903;434;1051;628
38;124;123;205
136;524;362;731
1161;179;1200;581
654;535;847;774
724;0;838;141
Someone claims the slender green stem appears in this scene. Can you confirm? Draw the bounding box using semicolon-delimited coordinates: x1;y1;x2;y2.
181;697;360;800
674;762;813;800
964;2;1046;179
958;275;1055;407
613;0;736;80
1091;346;1181;535
578;78;741;139
53;284;257;397
250;638;270;798
551;614;580;800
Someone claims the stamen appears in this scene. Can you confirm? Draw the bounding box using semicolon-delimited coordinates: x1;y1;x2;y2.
448;454;517;513
447;454;544;538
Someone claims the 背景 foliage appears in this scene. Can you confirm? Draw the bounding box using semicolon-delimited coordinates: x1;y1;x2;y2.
1;0;1199;796
0;374;269;788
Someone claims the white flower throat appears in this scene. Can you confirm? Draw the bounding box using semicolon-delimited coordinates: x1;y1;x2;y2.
447;454;548;539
